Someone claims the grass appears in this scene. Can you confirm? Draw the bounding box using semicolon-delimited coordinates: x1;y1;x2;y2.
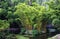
48;38;52;39
16;35;29;39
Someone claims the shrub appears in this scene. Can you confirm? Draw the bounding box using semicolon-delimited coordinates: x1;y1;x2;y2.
47;0;60;30
0;20;9;30
52;19;60;30
14;3;37;29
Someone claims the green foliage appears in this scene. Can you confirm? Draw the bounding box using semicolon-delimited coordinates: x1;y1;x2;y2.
0;20;9;30
6;34;17;39
52;19;60;30
0;8;7;19
32;30;39;36
20;28;26;34
0;8;7;15
0;0;16;20
14;3;35;27
0;0;60;35
47;0;60;10
14;3;46;30
0;1;8;9
52;19;60;26
46;0;60;30
0;0;16;31
7;11;16;19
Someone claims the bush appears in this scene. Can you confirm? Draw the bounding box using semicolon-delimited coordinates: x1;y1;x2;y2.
0;20;9;30
52;19;60;30
32;30;39;36
20;28;26;35
14;3;37;29
14;3;46;31
47;0;60;30
0;8;7;20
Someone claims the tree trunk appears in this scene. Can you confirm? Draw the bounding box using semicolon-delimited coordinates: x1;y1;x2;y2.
36;0;42;4
41;22;47;39
28;0;32;6
0;0;1;2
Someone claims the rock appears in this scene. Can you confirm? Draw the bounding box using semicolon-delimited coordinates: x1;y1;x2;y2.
50;34;60;39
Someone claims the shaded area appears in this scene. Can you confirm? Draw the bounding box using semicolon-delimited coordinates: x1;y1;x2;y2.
9;20;22;34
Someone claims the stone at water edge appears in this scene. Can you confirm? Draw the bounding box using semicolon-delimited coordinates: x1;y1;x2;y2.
51;34;60;39
57;34;60;39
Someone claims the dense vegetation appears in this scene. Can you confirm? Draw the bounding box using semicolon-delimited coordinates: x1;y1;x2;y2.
0;0;60;39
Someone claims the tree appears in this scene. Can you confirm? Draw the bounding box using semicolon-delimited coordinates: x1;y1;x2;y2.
47;0;60;30
14;3;36;30
14;3;47;32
